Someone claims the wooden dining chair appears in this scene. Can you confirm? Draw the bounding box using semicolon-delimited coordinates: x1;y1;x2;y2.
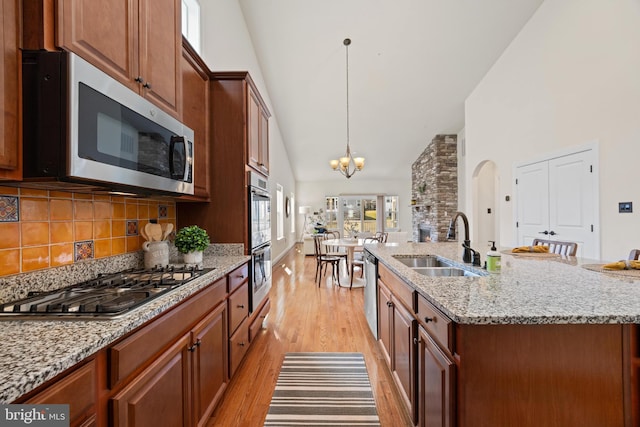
629;249;640;260
323;231;348;269
313;235;342;287
374;231;388;243
532;239;578;256
350;237;380;289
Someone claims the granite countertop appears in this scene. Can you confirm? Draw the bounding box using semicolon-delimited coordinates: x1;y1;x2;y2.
367;242;640;326
0;254;249;404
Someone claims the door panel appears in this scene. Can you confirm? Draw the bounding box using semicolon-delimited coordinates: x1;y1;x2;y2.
516;149;597;258
516;161;549;246
548;151;595;258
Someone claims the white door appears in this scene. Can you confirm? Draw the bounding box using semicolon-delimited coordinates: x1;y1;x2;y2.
516;149;598;258
516;161;550;246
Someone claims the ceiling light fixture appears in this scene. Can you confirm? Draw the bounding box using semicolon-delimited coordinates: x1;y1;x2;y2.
330;38;364;179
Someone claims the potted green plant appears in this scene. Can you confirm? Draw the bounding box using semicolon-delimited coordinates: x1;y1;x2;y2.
174;225;210;264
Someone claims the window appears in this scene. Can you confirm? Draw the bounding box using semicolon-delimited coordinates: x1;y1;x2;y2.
384;196;399;231
182;0;201;53
326;195;400;237
276;184;284;240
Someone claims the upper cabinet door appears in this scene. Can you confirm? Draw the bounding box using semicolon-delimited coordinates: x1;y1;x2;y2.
0;0;21;178
138;0;181;115
58;0;181;116
58;0;139;93
247;86;270;176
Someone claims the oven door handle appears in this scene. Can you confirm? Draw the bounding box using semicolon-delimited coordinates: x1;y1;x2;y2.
253;245;270;256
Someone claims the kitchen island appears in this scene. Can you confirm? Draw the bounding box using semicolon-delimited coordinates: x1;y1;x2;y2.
365;242;639;427
0;251;250;416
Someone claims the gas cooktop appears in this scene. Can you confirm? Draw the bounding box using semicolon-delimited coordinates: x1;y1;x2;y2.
0;265;214;320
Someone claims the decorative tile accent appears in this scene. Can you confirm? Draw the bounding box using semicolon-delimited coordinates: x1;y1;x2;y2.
126;220;138;236
158;205;168;219
0;196;19;222
74;240;94;261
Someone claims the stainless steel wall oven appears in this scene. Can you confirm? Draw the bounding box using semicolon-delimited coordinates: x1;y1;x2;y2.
248;172;272;313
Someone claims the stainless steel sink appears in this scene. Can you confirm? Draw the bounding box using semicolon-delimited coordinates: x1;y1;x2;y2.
412;267;469;277
393;256;451;268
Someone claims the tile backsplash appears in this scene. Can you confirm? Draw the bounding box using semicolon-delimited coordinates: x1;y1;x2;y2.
0;186;176;277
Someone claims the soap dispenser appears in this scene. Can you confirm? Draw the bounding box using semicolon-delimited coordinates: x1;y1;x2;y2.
486;241;501;273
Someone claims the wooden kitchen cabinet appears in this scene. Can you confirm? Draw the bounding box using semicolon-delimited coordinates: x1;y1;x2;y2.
57;0;182;116
378;282;393;367
190;302;228;427
111;334;192;427
248;89;270;175
177;72;270;250
228;275;250;378
418;326;455;427
378;276;417;424
180;39;210;200
0;0;21;180
25;360;97;427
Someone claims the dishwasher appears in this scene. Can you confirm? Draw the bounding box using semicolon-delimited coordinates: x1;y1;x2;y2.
363;250;378;339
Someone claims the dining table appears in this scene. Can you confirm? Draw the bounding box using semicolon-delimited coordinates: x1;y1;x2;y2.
321;238;369;287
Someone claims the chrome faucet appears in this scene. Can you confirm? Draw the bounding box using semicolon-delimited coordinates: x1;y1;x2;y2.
447;211;481;266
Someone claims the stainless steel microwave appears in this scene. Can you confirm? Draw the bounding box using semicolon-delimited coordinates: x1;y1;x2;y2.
21;50;194;196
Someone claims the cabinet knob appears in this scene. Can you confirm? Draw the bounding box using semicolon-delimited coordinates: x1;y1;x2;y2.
134;76;143;83
424;317;435;323
386;301;392;307
143;82;152;89
413;337;418;345
239;342;245;347
237;304;245;309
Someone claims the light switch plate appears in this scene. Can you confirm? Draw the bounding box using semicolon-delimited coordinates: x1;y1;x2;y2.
619;202;633;213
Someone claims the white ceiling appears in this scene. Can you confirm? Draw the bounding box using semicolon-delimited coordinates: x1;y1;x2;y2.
237;0;545;182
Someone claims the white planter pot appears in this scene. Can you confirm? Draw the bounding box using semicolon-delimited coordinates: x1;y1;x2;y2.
183;250;203;265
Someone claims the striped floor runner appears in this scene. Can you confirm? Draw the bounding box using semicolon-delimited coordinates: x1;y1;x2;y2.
264;352;381;426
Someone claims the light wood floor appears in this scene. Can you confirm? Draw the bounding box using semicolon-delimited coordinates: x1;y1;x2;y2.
207;244;412;426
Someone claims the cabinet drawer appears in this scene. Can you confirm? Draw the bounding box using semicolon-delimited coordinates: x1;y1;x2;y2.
228;263;249;293
417;293;453;353
26;360;96;424
250;298;270;342
228;282;249;334
379;263;415;311
109;276;226;388
229;318;249;378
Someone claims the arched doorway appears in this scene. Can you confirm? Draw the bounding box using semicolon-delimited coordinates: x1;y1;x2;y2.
472;160;500;249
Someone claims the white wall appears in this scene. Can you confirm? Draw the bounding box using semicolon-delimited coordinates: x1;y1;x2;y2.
464;0;640;260
200;0;297;261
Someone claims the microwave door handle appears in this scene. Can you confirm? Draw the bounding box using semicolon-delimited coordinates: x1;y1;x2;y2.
169;136;186;180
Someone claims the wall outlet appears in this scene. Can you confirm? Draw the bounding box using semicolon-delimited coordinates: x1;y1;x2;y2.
619;202;633;213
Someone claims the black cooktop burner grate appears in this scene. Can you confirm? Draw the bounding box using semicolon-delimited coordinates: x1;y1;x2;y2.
0;265;214;319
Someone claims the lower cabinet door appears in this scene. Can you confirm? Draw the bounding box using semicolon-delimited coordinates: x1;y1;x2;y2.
392;296;417;424
418;326;455;427
111;334;192;427
192;302;228;426
378;282;393;367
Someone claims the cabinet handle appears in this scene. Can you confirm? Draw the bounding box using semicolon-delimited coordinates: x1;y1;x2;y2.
237;304;245;309
237;274;245;279
538;230;549;235
239;342;246;347
187;339;202;352
143;82;152;89
386;301;392;307
424;316;434;323
549;231;557;236
134;76;143;83
413;337;418;345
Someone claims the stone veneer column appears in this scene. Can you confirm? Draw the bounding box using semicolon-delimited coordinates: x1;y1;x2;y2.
411;135;457;242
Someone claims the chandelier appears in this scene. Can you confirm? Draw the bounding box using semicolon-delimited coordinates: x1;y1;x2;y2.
330;38;364;179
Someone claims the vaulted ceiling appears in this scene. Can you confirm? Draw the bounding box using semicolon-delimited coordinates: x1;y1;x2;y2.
237;0;545;182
